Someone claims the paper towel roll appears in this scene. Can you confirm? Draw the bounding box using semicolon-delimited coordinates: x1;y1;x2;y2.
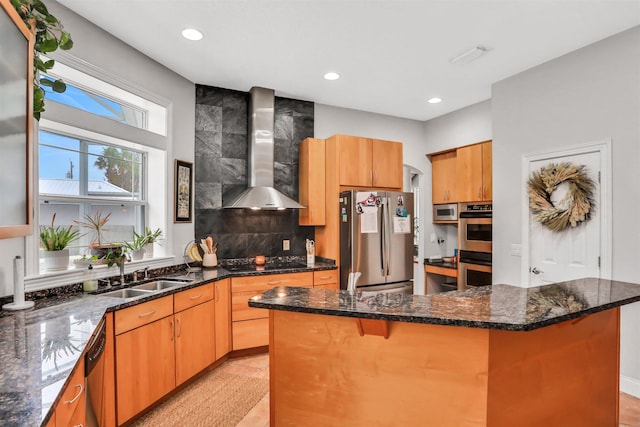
3;255;34;311
13;256;24;305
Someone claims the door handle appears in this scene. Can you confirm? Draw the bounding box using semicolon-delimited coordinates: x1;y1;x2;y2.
530;267;543;275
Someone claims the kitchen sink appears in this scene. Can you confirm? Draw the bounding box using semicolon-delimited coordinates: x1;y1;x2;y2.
132;280;187;291
99;288;154;299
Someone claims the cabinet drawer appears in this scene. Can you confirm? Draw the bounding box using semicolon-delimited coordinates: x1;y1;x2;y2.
174;283;214;312
232;318;269;350
232;290;268;321
313;269;338;286
231;272;313;293
55;359;85;427
115;295;173;335
314;283;339;290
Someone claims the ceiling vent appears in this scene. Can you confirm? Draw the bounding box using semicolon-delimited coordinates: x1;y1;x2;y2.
450;45;491;65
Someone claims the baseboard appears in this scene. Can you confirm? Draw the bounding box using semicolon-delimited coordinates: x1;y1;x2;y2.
620;374;640;398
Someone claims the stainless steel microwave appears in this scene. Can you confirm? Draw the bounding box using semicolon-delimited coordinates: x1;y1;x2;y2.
433;203;457;221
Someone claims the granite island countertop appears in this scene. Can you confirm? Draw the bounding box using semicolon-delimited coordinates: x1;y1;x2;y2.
249;277;640;331
0;260;336;427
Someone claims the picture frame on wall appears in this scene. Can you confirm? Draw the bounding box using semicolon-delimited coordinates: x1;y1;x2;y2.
174;160;193;223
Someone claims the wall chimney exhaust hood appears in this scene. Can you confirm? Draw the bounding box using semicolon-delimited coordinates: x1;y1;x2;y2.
224;87;305;210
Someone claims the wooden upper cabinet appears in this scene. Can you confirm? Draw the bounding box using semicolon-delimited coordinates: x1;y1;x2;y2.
299;138;326;226
457;141;492;202
372;139;403;188
337;135;373;186
431;151;457;203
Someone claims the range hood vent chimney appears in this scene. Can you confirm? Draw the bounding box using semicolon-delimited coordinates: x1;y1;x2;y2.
224;87;305;210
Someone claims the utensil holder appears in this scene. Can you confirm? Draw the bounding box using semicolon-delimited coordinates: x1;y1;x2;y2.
203;253;218;268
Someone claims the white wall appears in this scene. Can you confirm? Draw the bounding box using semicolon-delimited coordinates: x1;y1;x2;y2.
314;105;428;292
0;1;196;297
492;26;640;395
421;100;492;258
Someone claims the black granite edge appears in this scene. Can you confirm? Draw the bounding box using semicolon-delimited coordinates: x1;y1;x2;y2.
248;286;640;332
424;260;458;270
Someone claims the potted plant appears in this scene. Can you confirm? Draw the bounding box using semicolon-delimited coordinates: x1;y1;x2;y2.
122;230;147;261
74;210;122;259
143;227;162;259
11;0;74;120
40;213;81;271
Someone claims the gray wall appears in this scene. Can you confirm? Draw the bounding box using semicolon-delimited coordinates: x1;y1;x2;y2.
194;85;315;259
492;26;640;394
314;104;427;291
421;100;492;258
0;1;196;297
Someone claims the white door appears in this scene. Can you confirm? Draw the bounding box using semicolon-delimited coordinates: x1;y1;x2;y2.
528;151;601;285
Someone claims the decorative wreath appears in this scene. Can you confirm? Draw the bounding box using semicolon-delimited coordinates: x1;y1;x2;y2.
527;162;595;232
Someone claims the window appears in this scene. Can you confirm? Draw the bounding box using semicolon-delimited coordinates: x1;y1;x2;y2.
34;60;168;275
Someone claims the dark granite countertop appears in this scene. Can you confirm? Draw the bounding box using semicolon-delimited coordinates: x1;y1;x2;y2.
424;259;458;270
249;277;640;332
0;260;336;427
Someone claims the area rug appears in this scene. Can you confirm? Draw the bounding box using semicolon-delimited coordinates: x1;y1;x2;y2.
131;369;269;427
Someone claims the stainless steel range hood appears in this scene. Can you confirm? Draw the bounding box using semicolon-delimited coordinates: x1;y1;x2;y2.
224;87;305;210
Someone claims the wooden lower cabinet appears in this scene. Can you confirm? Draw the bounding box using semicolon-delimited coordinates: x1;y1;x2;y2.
175;299;215;386
214;279;232;360
233;317;270;350
54;358;85;427
231;272;312;350
313;269;339;290
116;315;176;424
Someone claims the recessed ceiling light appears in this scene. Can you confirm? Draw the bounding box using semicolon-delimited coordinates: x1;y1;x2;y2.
182;28;203;41
428;97;442;104
324;72;340;81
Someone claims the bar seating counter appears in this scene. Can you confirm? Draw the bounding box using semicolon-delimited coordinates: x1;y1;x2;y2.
249;278;640;426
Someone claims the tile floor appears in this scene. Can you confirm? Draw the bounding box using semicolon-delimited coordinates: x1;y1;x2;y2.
226;353;640;426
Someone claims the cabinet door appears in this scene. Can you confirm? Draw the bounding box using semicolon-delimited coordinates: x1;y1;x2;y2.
481;141;492;201
116;316;175;424
456;144;484;202
372;139;403;189
214;279;232;360
233;318;270;350
55;359;85;427
299;138;326;225
338;135;373;186
431;151;457;203
175;300;215;386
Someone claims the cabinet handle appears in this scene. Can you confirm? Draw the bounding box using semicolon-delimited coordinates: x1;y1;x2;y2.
170;320;174;341
215;285;219;302
176;318;182;338
370;170;373;184
189;294;202;300
267;280;282;285
478;187;482;198
65;384;83;405
318;276;332;280
138;310;156;318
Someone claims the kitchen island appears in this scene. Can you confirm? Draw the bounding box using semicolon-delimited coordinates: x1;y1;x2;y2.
249;278;640;426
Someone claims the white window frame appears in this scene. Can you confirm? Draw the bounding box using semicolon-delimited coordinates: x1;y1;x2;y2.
25;58;172;291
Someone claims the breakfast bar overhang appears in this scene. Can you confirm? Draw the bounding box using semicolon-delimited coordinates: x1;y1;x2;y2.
249;278;640;426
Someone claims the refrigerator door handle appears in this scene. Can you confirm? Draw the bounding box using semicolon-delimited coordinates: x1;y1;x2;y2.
384;197;391;276
380;198;385;276
381;197;390;277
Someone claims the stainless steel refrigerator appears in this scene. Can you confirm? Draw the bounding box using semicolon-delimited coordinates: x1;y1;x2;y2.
339;190;414;294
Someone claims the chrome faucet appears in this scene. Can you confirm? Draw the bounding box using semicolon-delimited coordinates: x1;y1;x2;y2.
118;254;128;286
132;266;149;282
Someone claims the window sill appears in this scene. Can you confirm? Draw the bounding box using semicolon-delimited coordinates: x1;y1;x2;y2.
26;256;178;292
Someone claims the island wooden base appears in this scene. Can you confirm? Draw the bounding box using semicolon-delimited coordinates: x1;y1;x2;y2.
269;308;619;426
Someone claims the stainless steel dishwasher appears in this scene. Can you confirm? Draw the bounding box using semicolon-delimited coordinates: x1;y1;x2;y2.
85;318;107;427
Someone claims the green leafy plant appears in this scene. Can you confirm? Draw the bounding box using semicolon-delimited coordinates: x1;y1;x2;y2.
122;230;148;251
103;246;125;268
39;213;81;251
74;210;111;246
11;0;73;120
144;227;163;244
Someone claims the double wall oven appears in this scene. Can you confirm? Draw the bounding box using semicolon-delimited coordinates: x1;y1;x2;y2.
458;203;492;288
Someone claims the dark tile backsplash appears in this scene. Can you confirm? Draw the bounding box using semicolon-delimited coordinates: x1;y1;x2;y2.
194;85;315;259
